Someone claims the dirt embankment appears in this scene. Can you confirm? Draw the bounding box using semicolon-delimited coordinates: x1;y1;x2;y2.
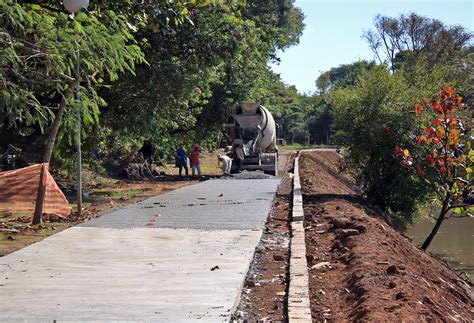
301;151;473;321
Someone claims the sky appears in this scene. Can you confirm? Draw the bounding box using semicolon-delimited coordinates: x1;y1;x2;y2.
270;0;474;94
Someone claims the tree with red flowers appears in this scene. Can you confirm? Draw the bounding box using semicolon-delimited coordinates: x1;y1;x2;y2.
397;87;473;250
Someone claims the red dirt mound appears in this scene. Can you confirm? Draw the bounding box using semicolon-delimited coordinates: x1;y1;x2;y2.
301;150;472;322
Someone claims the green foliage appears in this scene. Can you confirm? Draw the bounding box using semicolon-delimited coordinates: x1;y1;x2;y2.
315;60;377;94
302;12;473;228
363;12;471;73
0;0;145;159
260;75;307;144
331;66;433;223
260;72;336;146
95;1;305;163
329;52;472;226
1;0;305;176
241;0;305;54
304;95;332;144
1;0;305;169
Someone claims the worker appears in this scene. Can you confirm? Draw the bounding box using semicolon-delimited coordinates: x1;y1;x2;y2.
218;154;232;175
175;143;188;177
190;143;202;178
232;139;244;173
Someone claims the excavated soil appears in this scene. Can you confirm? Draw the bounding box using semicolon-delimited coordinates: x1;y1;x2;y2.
301;151;473;322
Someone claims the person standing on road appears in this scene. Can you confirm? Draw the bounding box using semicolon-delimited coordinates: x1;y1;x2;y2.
175;143;188;177
232;139;244;173
190;143;202;178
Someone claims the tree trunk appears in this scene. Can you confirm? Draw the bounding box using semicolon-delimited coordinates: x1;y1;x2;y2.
32;164;46;225
42;83;77;163
33;82;76;225
421;199;449;250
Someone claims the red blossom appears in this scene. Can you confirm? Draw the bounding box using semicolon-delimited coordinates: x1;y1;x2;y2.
395;146;404;157
415;103;424;116
443;86;456;97
426;155;435;165
396;87;470;202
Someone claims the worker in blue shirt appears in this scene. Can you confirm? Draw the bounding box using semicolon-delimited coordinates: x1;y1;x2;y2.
175;143;188;177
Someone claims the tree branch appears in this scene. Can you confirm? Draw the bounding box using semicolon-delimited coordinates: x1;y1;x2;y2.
447;203;473;211
19;0;65;13
8;68;75;86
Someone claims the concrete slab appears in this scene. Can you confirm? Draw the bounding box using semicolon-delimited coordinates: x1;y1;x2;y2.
0;227;261;322
82;179;279;230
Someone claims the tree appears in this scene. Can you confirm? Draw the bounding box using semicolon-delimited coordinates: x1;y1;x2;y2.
261;75;306;144
331;66;432;223
0;1;148;160
241;0;305;57
98;6;269;159
398;87;472;249
363;13;471;72
1;0;305;172
1;0;211;222
1;0;150;223
97;1;305;160
305;95;332;145
315;60;376;94
1;0;217;167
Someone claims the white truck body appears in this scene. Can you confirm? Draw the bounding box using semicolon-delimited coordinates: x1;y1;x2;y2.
227;103;278;175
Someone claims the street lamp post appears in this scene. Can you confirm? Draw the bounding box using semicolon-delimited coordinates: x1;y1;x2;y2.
63;0;89;215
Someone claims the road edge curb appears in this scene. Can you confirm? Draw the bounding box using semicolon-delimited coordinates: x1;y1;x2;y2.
288;152;312;322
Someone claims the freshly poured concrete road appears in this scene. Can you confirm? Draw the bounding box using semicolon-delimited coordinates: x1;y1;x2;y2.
83;179;277;230
0;178;279;322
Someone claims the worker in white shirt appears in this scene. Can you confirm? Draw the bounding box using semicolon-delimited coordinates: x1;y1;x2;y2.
218;154;232;175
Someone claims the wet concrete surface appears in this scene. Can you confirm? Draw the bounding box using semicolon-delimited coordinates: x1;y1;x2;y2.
82;179;279;230
0;227;261;322
0;177;279;322
225;170;276;180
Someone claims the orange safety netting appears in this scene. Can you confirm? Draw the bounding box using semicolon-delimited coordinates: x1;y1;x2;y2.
0;163;71;217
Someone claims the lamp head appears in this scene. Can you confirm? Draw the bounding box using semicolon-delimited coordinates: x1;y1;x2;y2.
63;0;89;13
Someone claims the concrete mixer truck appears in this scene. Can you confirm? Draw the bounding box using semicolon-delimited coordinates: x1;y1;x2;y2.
224;103;278;176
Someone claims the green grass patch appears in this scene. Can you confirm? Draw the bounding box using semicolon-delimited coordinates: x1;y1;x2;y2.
92;188;141;200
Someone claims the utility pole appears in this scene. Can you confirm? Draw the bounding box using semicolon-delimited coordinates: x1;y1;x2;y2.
63;0;89;215
75;51;82;215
